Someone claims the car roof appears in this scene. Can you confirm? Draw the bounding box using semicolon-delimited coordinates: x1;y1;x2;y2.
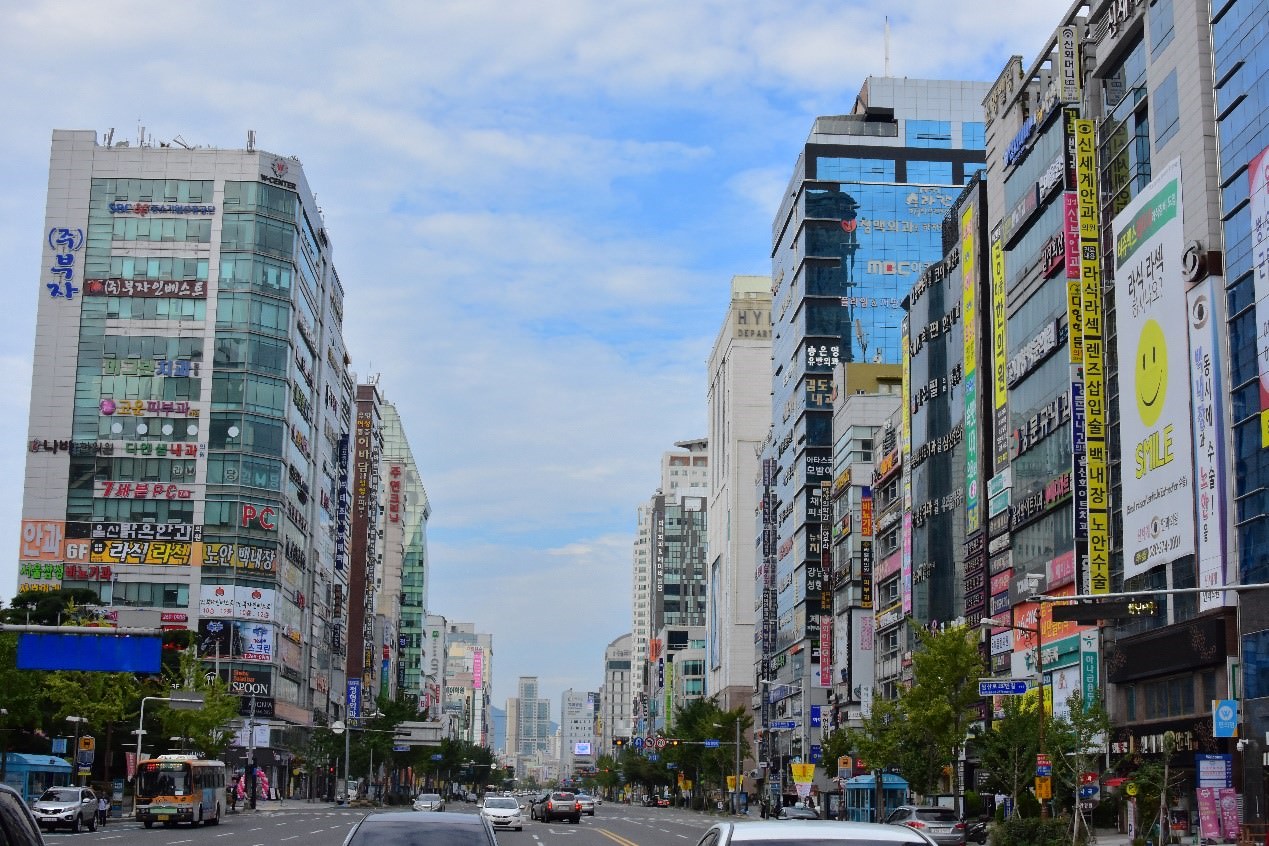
713;820;935;843
363;811;485;824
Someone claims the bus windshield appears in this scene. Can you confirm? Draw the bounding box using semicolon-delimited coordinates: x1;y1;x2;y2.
137;763;191;797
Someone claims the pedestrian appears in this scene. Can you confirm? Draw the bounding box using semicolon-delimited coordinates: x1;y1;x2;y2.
96;795;108;827
227;783;237;812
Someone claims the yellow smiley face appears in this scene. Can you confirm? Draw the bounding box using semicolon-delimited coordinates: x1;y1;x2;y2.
1135;318;1167;427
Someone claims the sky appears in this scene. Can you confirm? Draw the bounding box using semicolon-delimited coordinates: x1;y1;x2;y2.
0;0;1058;718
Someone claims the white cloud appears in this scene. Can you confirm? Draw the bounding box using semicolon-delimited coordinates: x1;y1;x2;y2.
1;0;1064;713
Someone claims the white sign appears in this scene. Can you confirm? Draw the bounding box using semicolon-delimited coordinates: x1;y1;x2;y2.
1112;158;1195;578
1187;280;1230;611
199;584;276;621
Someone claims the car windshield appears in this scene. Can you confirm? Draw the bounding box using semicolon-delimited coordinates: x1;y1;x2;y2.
485;797;518;809
551;792;575;800
39;788;81;803
419;794;442;801
915;809;959;822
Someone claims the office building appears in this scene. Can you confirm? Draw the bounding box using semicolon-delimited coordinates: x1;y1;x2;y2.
759;77;988;797
442;623;492;746
510;676;551;778
598;633;634;752
560;689;597;780
23;130;356;767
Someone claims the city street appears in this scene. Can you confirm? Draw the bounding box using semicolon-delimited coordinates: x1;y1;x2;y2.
39;802;719;846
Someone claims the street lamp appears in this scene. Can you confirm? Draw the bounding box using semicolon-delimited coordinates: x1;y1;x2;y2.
65;716;86;786
980;615;1047;818
759;680;803;810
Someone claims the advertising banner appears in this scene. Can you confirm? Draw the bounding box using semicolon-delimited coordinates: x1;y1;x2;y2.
962;204;981;534
1248;143;1269;443
991;233;1010;474
1187;280;1230;610
198;584;276;621
1112;158;1195;578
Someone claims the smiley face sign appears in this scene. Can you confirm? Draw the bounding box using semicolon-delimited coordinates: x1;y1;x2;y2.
1135;318;1167;427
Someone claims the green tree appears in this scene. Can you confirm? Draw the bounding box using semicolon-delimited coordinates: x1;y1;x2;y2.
1048;688;1110;835
971;693;1041;816
43;669;142;785
155;647;240;757
2;589;104;626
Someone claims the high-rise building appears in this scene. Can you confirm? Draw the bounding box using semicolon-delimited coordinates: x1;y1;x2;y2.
760;78;988;795
380;401;431;706
348;384;385;709
631;439;708;714
1212;0;1269;769
22;130;356;773
598;633;633;753
443;623;493;746
559;689;597;779
511;676;551;778
706;276;772;713
420;613;447;721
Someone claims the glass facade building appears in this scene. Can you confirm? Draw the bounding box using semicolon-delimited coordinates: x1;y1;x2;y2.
24;130;356;779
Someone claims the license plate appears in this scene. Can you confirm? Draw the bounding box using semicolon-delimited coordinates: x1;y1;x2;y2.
158;815;170;821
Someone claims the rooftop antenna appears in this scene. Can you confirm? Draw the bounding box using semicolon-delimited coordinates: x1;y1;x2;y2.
247;130;256;152
172;135;191;150
884;17;891;77
104;128;115;147
855;318;869;362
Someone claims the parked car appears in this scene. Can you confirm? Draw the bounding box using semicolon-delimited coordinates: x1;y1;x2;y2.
534;791;581;823
575;793;596;816
342;810;497;846
641;794;657;807
775;804;818;820
656;796;670;807
693;820;937;846
31;786;97;833
480;795;524;831
0;783;45;846
883;806;967;846
413;792;446;812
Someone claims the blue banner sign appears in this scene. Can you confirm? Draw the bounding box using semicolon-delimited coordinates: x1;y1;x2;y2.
978;680;1029;696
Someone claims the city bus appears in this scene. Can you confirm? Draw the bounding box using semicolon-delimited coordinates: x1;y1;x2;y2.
135;755;226;828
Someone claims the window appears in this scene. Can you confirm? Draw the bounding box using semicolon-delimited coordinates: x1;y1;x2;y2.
906;120;952;148
1149;0;1175;57
907;161;953;184
1153;71;1180;150
962;122;986;149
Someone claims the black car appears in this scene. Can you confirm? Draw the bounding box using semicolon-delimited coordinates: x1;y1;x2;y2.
0;782;46;845
342;810;496;846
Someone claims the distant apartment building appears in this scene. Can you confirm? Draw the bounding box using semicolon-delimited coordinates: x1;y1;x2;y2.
511;676;551;776
598;633;633;752
443;623;492;746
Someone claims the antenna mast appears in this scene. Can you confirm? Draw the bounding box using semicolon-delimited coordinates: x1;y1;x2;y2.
884;17;891;77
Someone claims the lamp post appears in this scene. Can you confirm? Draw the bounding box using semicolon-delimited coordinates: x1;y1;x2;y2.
980;615;1047;818
759;680;803;811
65;716;86;786
712;720;744;814
331;720;352;804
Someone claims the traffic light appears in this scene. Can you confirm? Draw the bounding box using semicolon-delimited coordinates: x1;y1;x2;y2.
670;739;680;746
614;737;626;748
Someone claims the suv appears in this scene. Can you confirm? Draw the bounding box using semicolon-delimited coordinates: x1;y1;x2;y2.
31;785;96;833
884;805;967;846
534;791;580;824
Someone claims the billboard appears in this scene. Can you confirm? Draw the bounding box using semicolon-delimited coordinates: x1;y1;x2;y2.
1112;158;1195;578
18;632;161;672
1188;280;1230;610
1249;143;1269;443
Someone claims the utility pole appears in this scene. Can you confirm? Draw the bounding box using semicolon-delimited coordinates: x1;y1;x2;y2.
246;695;257;810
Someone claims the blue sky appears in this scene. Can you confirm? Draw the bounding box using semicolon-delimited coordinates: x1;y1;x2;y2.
0;0;1058;717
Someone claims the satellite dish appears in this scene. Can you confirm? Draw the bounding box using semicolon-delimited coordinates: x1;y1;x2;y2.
855;318;869;360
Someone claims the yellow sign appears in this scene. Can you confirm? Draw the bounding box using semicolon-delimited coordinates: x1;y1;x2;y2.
727;776;737;791
790;763;816;784
1035;776;1052;799
79;735;95;752
1261;410;1269;448
1125;781;1138;797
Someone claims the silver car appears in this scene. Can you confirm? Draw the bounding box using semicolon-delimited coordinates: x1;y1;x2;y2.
480;795;524;830
575;793;596;816
694;820;937;846
413;792;446;812
31;785;97;832
884;806;966;846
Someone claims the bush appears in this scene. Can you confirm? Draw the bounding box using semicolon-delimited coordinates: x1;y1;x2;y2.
964;790;983;818
993;816;1086;846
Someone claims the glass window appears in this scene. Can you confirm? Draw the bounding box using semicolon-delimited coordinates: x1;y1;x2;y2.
815;158;896;182
907;120;952;148
1149;0;1175;57
907;161;954;183
962;122;986;149
1153;70;1180;150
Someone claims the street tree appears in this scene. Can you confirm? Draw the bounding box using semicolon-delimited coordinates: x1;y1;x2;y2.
971;693;1041;816
43;669;142;785
899;623;984;809
156;647;240;757
1048;688;1111;837
2;589;104;626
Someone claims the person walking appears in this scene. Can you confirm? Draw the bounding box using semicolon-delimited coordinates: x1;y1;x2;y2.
96;795;108;827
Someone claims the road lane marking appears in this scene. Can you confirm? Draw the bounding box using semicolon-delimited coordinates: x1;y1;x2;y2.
597;828;642;846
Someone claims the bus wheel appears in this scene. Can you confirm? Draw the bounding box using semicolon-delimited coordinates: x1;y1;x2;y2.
208;804;221;826
192;807;202;827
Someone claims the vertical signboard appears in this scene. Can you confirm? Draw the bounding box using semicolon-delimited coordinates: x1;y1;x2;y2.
962;205;981;534
991;233;1010;474
1188;279;1230;610
1247;144;1269;445
1074;118;1109;594
1058;26;1081;103
859;486;874;609
1111;158;1195;579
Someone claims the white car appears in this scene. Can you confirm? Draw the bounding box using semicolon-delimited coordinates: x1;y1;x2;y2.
480;795;523;831
694;820;938;846
413;792;446;812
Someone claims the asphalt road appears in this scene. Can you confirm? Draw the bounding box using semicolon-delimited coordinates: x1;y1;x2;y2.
37;801;721;846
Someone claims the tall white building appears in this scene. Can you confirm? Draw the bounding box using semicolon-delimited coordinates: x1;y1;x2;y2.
559;689;597;780
598;633;633;752
705;276;772;711
442;623;492;746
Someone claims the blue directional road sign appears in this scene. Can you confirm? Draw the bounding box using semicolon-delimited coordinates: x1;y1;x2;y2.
771;720;798;730
978;680;1029;696
704;739;721;748
1078;785;1099;799
633;737;645;750
431;754;443;761
647;753;658;762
